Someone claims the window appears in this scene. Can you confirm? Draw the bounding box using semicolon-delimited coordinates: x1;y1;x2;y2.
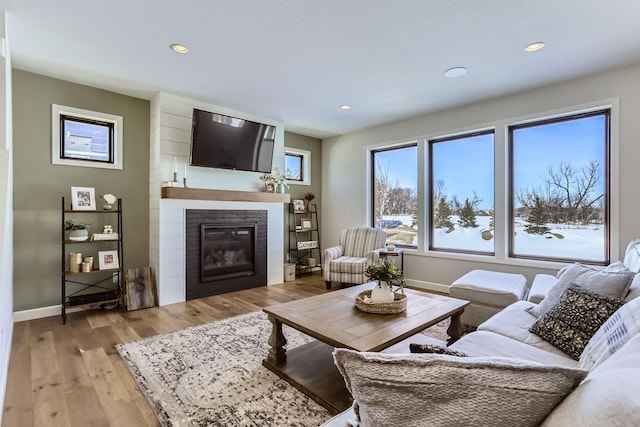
371;144;418;247
52;104;123;170
429;131;495;254
285;152;303;181
509;110;610;264
60;115;114;163
284;148;310;185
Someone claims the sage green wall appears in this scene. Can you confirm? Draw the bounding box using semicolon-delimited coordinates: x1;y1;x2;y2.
12;69;150;312
283;131;322;256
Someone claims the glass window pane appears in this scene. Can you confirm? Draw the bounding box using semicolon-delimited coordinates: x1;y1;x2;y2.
372;144;417;247
430;132;494;253
510;112;608;263
285;153;303;180
61;116;113;162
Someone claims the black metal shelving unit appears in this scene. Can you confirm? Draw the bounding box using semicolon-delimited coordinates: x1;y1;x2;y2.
61;197;124;323
288;203;322;276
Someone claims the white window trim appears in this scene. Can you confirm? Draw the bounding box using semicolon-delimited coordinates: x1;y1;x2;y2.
367;98;620;270
285;147;311;185
52;104;123;170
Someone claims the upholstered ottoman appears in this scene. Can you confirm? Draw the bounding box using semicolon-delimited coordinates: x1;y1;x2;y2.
450;270;528;328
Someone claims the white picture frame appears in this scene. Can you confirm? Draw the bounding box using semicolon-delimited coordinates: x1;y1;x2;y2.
292;199;305;213
71;186;96;210
301;219;312;230
98;250;119;270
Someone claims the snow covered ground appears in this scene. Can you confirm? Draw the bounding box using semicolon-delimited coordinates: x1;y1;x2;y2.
383;215;605;262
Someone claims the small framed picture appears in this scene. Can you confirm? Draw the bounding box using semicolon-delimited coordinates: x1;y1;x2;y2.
301;219;312;230
292;199;305;212
98;250;119;270
71;186;96;210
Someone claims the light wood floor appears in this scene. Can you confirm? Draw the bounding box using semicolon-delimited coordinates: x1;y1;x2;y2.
3;272;330;427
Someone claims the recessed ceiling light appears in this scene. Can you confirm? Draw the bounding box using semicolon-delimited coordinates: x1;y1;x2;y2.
525;42;545;52
170;43;189;54
444;67;467;78
339;104;351;110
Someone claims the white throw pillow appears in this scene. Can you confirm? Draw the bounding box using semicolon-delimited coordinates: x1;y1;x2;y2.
333;349;587;427
528;263;634;318
579;296;640;370
623;238;640;273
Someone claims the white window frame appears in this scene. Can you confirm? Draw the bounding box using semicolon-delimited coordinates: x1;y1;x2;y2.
284;147;311;185
52;104;123;170
368;99;620;269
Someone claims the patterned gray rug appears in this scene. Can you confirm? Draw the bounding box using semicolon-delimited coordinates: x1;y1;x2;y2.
116;310;449;426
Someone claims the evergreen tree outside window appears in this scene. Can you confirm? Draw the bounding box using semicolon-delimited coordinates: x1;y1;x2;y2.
429;131;494;254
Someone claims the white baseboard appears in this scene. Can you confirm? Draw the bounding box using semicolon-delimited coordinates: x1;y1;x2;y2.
13;305;85;323
406;279;450;295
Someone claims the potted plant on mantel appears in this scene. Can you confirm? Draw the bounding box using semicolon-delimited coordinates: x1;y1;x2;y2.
364;260;406;303
65;219;91;242
260;168;289;193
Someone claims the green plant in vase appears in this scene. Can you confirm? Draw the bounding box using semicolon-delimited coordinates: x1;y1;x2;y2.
260;167;290;193
364;260;406;303
65;219;91;241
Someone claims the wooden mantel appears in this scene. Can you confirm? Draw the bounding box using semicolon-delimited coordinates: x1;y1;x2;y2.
161;187;291;203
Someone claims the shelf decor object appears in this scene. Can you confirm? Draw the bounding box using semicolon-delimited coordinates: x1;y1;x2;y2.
355;289;407;314
61;196;124;323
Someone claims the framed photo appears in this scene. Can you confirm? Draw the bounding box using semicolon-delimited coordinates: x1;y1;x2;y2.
71;186;96;210
292;199;305;212
98;250;119;270
301;219;312;230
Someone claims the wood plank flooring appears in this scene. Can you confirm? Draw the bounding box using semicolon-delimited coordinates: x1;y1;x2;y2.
3;272;329;427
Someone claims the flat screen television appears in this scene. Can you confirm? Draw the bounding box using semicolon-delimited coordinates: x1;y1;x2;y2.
190;108;275;173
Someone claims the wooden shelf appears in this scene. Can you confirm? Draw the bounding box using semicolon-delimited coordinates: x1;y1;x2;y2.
161;187;291;203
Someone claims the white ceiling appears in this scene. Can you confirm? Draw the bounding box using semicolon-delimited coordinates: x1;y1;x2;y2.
2;0;640;138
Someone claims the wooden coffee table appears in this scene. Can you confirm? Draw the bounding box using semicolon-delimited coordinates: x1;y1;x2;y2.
262;283;469;414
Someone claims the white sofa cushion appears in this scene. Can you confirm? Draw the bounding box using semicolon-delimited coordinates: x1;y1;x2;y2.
333;349;586;427
579;295;640;370
528;274;558;304
625;274;640;302
450;330;578;368
542;332;640;426
478;301;574;357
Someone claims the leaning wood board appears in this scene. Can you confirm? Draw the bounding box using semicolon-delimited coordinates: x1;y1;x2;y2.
125;267;155;311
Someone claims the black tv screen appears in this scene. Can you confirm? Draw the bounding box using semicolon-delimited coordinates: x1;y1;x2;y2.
190;108;275;173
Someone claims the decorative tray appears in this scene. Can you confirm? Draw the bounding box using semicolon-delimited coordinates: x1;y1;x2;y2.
355;290;407;314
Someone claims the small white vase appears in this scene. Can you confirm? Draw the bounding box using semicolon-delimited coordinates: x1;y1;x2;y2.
370;282;394;303
103;204;113;210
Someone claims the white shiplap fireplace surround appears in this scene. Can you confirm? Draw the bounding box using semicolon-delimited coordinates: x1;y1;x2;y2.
150;93;289;306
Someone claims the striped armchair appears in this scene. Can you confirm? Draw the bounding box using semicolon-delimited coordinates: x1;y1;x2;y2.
323;226;388;290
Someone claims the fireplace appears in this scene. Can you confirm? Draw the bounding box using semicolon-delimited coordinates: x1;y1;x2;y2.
201;223;256;282
186;209;267;300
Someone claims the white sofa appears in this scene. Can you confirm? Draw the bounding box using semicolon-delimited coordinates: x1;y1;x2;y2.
323;246;640;426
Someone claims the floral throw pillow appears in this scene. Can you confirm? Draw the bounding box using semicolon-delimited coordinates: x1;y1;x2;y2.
530;286;624;360
409;343;468;357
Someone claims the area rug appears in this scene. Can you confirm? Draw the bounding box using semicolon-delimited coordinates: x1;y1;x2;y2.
116;311;449;426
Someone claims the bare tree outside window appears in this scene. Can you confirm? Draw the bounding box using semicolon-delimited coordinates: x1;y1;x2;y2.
510;110;609;263
371;144;417;247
